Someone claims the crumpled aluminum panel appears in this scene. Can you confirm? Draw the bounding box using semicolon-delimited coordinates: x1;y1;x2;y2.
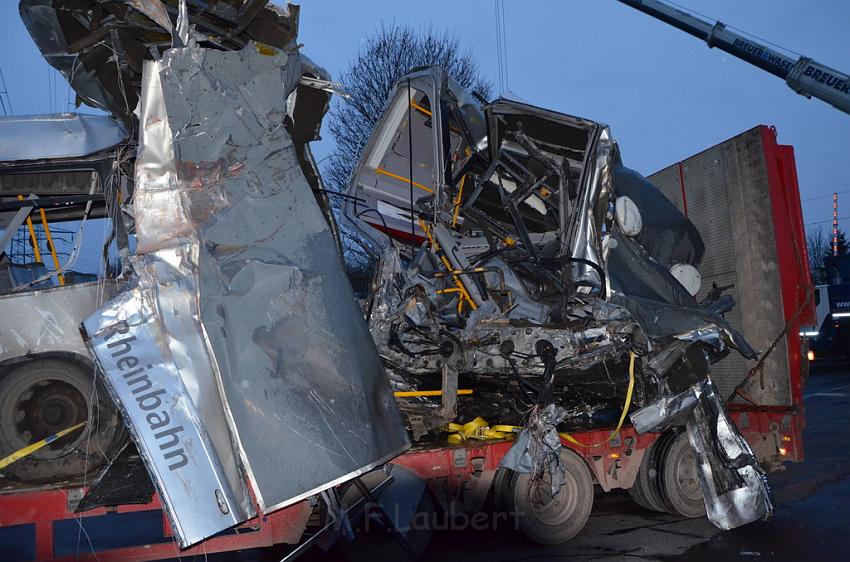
686;378;773;529
0;114;127;162
0;281;117;362
84;41;408;547
85;291;252;547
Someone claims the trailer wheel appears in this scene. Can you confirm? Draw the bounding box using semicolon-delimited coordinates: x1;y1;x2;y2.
512;448;594;545
0;359;125;484
659;431;705;518
489;467;517;514
628;432;671;513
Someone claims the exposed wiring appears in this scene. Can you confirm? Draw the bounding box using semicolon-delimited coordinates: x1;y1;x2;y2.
559;352;635;448
494;0;510;94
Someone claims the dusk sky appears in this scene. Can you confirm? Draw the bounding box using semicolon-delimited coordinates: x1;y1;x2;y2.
1;0;848;235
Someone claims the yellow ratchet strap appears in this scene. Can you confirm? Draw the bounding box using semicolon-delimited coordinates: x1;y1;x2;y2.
445;417;517;445
0;421;86;470
559;352;635;448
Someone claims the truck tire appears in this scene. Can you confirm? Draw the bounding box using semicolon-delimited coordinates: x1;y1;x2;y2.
512;448;594;545
658;430;705;518
0;358;125;484
628;433;670;513
488;467;517;514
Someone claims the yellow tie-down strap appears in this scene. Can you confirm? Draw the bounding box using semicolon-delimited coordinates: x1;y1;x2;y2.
444;352;636;448
560;352;635;448
445;417;520;445
0;421;86;470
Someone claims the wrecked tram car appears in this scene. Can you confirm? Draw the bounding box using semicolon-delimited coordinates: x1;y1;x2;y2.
0;113;131;485
343;67;774;533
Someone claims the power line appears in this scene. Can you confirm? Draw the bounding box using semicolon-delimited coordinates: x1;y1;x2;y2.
806;216;850;227
499;0;504;90
494;1;503;93
493;0;510;95
804;189;850;202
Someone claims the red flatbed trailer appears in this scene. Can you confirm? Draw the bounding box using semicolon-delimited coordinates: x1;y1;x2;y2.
0;413;800;561
0;125;811;560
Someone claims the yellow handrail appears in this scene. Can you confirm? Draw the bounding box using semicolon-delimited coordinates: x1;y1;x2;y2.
375;167;433;193
0;421;85;470
419;218;477;313
451;175;466;228
16;195;42;264
37;205;64;285
394;389;473;398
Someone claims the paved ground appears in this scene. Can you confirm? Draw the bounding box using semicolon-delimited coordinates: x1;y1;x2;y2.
223;360;850;562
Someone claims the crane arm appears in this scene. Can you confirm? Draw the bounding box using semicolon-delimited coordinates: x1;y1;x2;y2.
617;0;850;115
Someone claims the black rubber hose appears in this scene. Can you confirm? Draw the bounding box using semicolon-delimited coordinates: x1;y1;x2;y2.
559;256;607;300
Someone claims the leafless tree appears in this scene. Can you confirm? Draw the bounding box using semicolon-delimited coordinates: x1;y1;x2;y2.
807;226;830;284
325;24;492;195
323;24;492;285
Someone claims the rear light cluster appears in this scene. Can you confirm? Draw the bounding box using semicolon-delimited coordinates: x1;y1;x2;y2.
779;435;792;457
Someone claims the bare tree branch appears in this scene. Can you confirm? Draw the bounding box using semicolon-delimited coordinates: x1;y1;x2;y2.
322;24;492;285
808;226;830;284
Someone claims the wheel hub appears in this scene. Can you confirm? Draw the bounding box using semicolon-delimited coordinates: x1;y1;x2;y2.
7;379;89;459
674;450;702;502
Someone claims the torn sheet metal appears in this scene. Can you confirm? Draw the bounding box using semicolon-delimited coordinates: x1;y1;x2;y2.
83;37;408;547
0;281;117;363
20;0;302;125
631;376;773;529
0;114;127;162
85;285;254;547
500;404;568;496
686;378;774;529
630;387;698;434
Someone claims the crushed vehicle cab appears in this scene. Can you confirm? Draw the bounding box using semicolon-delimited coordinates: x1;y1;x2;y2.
343;66;772;530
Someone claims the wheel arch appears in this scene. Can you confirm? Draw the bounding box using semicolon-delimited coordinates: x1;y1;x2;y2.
0;351;99;380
